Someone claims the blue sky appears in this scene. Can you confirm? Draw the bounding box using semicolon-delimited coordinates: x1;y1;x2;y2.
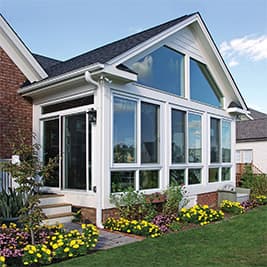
1;0;267;113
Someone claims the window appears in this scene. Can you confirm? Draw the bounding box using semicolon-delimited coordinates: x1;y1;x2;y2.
172;110;186;163
190;59;222;107
210;118;220;163
169;169;185;186
209;117;232;183
236;150;253;164
113;97;137;163
188;114;202;163
139;170;159;190
222;121;231;162
111;95;161;192
141;102;159;163
170;109;202;186
188;169;202;185
111;171;135;193
126;46;184;96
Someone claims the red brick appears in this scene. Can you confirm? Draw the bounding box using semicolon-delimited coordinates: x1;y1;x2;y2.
197;191;218;208
0;48;32;158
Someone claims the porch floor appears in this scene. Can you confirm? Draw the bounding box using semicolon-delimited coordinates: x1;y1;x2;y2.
64;222;142;250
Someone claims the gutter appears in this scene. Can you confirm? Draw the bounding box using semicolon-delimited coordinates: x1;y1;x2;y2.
18;63;105;96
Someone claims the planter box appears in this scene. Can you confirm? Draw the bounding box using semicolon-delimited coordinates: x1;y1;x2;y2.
218;187;250;206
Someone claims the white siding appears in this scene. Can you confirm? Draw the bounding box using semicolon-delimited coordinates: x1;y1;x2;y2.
236;141;267;174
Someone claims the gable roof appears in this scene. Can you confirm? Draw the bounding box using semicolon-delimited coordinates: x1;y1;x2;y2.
249;108;267;120
42;14;194;78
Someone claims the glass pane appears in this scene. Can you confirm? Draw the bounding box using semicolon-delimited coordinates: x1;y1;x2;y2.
172;109;185;163
210;118;220;163
65;113;86;190
222;121;231;162
88;123;92;190
190;59;221;107
126;46;184;96
139;170;159;190
222;167;231;181
188;169;202;185
111;171;135;193
169;169;185;186
43;119;59;187
209;168;219;183
188;114;202;163
113;97;136;163
243;150;253;163
141;102;159;163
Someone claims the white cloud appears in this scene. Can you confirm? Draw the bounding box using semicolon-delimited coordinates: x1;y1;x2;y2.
220;35;267;67
131;55;153;78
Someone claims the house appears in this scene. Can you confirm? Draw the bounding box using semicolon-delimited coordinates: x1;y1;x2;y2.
0;12;249;226
236;108;267;175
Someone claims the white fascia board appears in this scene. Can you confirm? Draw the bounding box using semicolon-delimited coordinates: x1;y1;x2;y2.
107;14;200;66
227;107;251;117
0;15;48;82
18;63;105;96
194;16;248;112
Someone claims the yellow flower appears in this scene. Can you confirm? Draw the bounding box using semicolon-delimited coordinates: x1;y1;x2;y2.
36;253;42;258
0;256;5;263
29;250;34;254
64;247;70;253
52;244;58;250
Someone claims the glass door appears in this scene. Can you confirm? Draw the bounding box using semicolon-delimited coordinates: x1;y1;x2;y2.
64;113;86;190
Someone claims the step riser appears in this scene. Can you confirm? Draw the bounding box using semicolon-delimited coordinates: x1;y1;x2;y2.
43;216;73;225
42;206;72;216
39;196;65;206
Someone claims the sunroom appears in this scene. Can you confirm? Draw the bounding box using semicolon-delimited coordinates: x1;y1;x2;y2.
18;13;248;226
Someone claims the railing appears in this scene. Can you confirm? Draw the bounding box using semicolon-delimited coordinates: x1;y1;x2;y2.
0;159;12;192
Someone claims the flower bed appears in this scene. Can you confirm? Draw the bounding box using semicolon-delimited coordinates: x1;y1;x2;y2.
255;195;267;205
104;218;161;238
0;223;99;266
178;205;224;226
220;200;245;214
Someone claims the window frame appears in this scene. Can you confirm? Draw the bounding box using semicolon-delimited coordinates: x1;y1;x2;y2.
169;105;204;186
110;93;163;193
208;115;232;183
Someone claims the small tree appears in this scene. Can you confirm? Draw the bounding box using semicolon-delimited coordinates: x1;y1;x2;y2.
2;132;57;244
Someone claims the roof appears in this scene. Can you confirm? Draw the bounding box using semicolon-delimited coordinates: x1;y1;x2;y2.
42;14;195;78
237;108;267;142
33;54;62;71
249;108;267;120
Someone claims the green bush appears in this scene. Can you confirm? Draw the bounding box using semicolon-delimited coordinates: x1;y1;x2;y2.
110;188;156;221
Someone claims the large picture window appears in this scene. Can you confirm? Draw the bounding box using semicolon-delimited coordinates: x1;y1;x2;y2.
190;58;222;108
113;97;137;163
125;46;184;96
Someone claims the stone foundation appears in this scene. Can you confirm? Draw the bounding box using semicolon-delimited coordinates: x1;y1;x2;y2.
79;207;96;224
102;208;120;223
197;191;218;207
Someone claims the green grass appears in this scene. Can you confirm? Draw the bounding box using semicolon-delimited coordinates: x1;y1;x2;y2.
51;206;267;267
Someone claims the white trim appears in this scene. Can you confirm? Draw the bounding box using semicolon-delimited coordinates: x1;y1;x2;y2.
0;15;47;81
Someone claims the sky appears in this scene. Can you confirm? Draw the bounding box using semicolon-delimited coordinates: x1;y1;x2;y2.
1;0;267;113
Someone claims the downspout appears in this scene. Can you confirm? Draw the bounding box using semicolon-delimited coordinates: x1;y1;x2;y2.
85;71;104;228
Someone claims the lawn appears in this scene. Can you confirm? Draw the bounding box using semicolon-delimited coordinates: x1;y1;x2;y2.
51;206;267;267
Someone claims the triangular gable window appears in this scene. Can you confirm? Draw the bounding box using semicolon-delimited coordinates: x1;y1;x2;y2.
125;46;185;97
190;58;222;108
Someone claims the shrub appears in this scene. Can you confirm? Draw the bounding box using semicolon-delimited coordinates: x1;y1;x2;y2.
23;244;52;265
255;195;267;205
104;217;161;238
168;219;181;232
110;188;156;221
178;205;224;226
163;185;188;215
220;200;245;214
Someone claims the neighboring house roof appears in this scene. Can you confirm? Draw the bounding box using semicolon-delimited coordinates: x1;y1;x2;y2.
43;14;193;78
237;108;267;142
33;53;62;71
249;108;267;120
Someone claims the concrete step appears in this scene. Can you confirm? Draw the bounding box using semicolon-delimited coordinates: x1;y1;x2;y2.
43;212;74;225
39;194;65;206
40;203;72;216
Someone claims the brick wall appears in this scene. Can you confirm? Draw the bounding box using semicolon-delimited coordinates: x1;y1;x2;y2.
0;48;32;158
197;191;218;207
